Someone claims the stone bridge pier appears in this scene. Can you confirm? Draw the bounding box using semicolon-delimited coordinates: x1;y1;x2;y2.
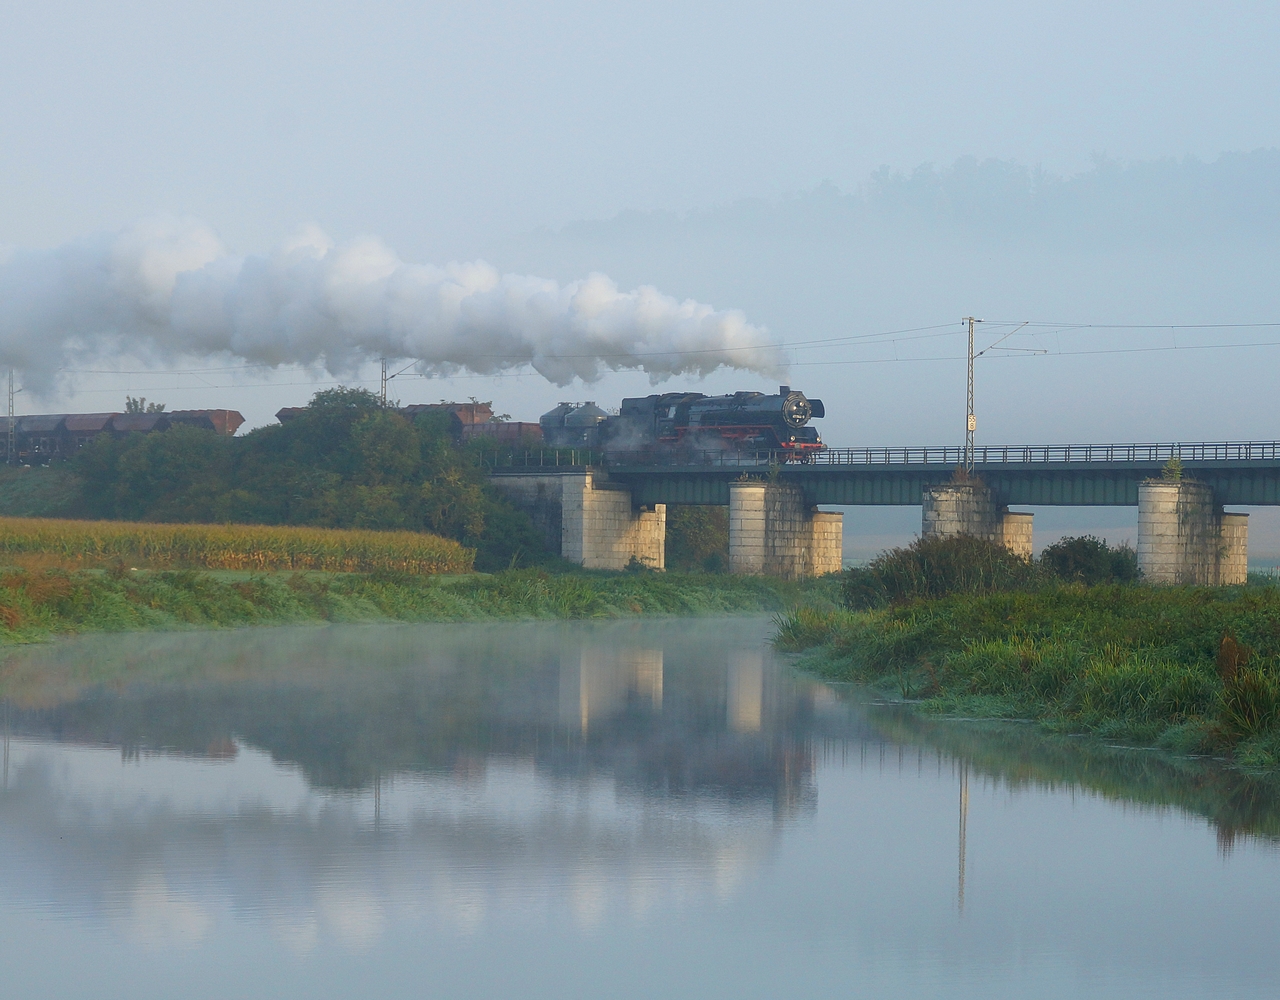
490;470;842;577
918;478;1248;584
727;482;843;578
489;471;665;570
921;482;1034;558
1137;480;1247;584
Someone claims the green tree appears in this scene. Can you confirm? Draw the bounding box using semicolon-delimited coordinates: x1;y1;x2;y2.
1040;535;1139;584
665;506;728;571
124;396;166;413
76;386;549;570
77;425;231;521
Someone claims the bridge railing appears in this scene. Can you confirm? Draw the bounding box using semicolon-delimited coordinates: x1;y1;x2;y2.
481;449;601;469
601;441;1280;468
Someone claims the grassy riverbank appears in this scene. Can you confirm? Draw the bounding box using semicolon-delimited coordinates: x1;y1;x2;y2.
0;565;839;643
776;584;1280;769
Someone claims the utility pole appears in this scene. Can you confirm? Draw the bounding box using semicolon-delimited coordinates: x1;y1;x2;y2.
380;358;387;406
963;317;981;473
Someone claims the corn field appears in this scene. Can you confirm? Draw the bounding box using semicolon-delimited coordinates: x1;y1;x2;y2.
0;517;474;574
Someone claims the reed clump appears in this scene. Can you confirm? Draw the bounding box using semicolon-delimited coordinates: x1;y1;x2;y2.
0;516;474;575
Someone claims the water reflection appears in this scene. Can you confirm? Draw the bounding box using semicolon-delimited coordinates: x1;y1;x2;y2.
1;619;1279;998
559;645;664;732
0;621;839;947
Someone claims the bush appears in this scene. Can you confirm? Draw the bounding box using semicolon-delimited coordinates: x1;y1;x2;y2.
840;532;1146;611
1075;652;1217;727
1220;669;1280;737
1040;535;1138;584
841;534;1038;608
665;506;728;571
773;606;848;650
841;566;889;610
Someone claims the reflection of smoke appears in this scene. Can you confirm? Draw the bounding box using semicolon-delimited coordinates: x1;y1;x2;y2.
116;875;213;949
0;740;779;944
0;217;786;391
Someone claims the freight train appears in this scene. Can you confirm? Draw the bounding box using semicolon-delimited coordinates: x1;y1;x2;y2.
2;409;244;465
540;386;825;459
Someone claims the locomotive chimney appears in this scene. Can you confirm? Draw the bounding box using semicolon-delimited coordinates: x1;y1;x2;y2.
779;385;790;395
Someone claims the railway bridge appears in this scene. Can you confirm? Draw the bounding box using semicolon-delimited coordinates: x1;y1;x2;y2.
488;441;1280;583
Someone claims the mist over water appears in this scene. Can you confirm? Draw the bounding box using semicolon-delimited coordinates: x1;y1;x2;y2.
1;619;1278;999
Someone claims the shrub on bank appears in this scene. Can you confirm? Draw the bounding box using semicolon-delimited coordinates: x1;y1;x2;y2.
841;534;1042;608
665;506;729;571
1040;534;1139;585
841;533;1140;609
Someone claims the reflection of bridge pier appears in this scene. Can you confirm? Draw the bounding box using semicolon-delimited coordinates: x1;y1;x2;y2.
559;646;665;735
727;651;764;733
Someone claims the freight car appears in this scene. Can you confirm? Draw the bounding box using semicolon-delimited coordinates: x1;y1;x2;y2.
541;386;825;459
1;409;244;464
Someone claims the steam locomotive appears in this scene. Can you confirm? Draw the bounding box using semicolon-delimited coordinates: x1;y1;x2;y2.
540;386;826;459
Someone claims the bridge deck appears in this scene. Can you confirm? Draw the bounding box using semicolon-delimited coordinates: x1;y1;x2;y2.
487;442;1280;507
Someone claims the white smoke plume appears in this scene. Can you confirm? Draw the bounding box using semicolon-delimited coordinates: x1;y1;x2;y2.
0;217;786;391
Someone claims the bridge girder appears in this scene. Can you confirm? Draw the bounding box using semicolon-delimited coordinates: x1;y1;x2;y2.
604;460;1280;507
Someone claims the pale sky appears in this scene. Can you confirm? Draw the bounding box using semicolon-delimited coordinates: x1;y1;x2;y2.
4;1;1278;254
2;0;1280;555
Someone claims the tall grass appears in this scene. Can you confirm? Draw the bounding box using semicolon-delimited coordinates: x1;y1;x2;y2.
0;516;474;574
0;565;838;644
774;584;1280;766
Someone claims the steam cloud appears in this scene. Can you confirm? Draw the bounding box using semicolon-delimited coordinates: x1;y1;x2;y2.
0;217;785;392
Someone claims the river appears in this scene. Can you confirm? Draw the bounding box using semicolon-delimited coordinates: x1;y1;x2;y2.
0;618;1276;998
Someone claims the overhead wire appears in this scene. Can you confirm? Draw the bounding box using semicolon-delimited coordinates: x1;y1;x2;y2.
789;336;1280;367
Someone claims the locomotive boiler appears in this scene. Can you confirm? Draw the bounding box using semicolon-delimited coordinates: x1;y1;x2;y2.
541;386;825;458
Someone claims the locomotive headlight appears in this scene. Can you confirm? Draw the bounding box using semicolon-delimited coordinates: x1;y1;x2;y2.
782;392;812;427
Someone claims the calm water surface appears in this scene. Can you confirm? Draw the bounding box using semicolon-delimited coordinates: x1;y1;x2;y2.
0;618;1277;999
